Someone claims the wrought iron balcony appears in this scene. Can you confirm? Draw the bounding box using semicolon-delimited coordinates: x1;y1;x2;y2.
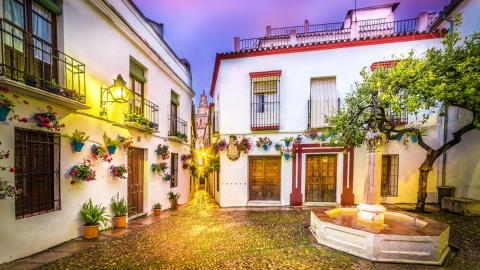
123;92;159;131
0;19;86;105
237;18;419;51
308;98;341;128
168;115;188;142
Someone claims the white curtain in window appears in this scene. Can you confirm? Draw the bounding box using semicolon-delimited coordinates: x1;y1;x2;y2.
3;0;25;52
32;2;52;63
310;78;338;128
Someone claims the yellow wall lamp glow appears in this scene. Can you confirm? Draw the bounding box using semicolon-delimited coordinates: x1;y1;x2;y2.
100;74;132;116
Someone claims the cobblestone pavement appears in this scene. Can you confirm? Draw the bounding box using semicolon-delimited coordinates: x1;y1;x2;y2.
3;190;480;269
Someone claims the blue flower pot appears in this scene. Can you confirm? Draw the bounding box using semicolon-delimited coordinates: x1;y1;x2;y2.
284;154;290;160
275;145;280;151
411;136;418;143
0;107;11;121
262;144;268;151
284;141;290;147
311;135;316;140
72;142;85;152
107;146;117;154
320;135;325;141
396;135;403;141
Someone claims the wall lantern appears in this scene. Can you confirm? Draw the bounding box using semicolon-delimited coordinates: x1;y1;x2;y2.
101;74;131;105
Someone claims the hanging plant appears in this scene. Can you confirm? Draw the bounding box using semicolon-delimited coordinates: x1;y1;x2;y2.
34;105;65;131
303;128;319;140
255;137;272;150
0;87;28;122
155;141;170;160
0;141;21;200
69;159;96;184
151;162;168;175
216;139;227;151
91;144;113;163
109;164;130;179
118;135;134;155
180;154;191;169
236;137;251;154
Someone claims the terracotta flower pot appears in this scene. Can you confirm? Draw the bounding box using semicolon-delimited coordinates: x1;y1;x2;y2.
83;224;99;239
153;208;161;216
173;204;179;210
113;215;127;228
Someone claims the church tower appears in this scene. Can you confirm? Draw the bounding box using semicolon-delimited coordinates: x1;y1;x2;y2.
196;90;209;146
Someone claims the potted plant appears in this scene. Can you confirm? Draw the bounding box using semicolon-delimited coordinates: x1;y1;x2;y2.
255;137;272;150
79;198;110;239
296;134;303;143
280;136;295;147
109;164;129;179
153;203;162;216
91;144;113;163
281;147;295;160
103;132;122;154
0;141;21;200
303;128;319;140
110;193;129;228
274;142;282;151
167;191;181;209
151;162;168;175
236;137;251;154
34;105;65;131
123;110;152;130
216;139;227;151
62;129;91;152
0;87;27;122
162;173;171;181
24;73;37;87
118;135;134;155
69;159;96;185
155;141;170;160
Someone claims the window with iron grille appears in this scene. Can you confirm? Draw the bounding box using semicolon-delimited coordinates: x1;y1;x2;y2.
308;77;339;128
14;128;61;219
250;71;281;130
381;154;398;197
170;153;178;188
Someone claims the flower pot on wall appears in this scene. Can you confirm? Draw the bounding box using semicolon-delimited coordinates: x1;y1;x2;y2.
113;216;127;228
153;208;161;216
274;145;280;151
396;135;403;141
82;224;99;239
72;142;85;152
284;154;290;160
411;136;418;143
284;141;290;147
0;107;10;121
262;144;268;151
107;146;117;154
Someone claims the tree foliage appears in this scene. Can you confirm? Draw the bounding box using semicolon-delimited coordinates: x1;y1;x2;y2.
325;14;480;212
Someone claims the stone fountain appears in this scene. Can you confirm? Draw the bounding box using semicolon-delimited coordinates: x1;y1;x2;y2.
310;131;450;265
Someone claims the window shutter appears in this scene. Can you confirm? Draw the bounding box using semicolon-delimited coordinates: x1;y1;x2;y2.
310;78;338;127
171;93;179;106
130;61;146;83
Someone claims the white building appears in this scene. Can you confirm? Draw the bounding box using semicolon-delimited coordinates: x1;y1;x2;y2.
0;0;194;263
209;1;479;207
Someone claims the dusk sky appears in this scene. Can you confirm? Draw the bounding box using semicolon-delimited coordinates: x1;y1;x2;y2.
132;0;450;104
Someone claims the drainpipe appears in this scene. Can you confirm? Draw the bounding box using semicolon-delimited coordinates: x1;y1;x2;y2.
441;14;454;186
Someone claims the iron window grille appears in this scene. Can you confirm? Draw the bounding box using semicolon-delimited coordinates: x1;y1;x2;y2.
250;73;280;130
381;154;399;197
170;153;178;188
14;128;61;219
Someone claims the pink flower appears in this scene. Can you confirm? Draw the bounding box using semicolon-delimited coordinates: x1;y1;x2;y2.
9;167;16;172
70;180;76;185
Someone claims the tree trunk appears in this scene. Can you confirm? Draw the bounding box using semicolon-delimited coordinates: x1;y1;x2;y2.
415;159;435;212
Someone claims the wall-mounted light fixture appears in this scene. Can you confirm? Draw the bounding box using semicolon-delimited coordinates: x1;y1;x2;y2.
100;74;131;116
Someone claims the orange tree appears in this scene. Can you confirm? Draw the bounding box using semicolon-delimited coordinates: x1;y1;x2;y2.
325;15;480;212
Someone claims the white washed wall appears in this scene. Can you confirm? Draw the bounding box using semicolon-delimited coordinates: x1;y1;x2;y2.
0;0;193;263
214;38;446;207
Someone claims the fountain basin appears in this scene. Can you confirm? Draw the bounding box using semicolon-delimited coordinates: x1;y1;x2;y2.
310;207;450;265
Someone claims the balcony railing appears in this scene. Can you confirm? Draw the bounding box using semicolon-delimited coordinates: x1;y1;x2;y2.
358;18;418;38
124;92;159;131
0;19;86;103
168;115;188;141
238;18;419;51
385;109;408;126
308;98;341;128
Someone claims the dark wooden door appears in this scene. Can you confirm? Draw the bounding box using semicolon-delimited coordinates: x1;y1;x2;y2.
305;155;337;202
128;147;144;214
249;157;280;200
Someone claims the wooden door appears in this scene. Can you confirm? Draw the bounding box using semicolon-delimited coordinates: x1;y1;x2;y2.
128;147;144;214
305;155;337;202
249;157;280;200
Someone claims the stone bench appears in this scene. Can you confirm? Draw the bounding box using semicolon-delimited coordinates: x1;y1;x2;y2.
441;197;480;216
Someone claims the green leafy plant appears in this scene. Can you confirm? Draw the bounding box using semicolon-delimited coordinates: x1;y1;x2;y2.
0;86;28;121
151;162;168;175
62;129;91;143
153;203;162;209
123;111;151;129
35;105;65;131
110;192;129;217
103;132;122;147
69;159;96;185
109;164;129;179
167;191;181;208
79;198;110;227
